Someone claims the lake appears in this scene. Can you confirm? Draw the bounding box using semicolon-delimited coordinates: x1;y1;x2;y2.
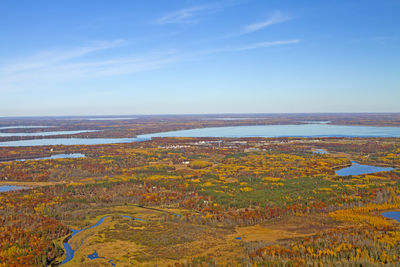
0;126;53;130
335;161;395;176
140;124;400;138
382;211;400;223
0;124;400;147
0;137;149;147
0;130;99;137
0;185;25;192
10;153;86;162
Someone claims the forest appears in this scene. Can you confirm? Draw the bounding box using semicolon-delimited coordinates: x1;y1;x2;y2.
0;117;399;266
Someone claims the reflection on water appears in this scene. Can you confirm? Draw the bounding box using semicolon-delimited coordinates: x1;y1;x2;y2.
335;161;395;176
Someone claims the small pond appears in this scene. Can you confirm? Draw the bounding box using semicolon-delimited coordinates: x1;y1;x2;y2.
335;161;395;176
313;149;328;154
0;185;26;192
382;211;400;222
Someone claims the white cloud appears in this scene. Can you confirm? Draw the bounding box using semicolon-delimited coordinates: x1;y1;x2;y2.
196;39;301;55
0;37;300;92
233;39;300;51
244;11;292;33
226;11;293;38
2;40;125;74
0;41;180;91
155;5;218;24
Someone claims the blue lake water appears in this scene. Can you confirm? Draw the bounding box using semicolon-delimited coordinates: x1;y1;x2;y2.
87;250;116;266
34;153;85;160
0;137;149;147
0;124;400;147
0;126;53;130
300;121;331;124
140;124;400;138
13;153;86;161
335;161;395;176
382;211;400;222
0;130;99;137
0;185;25;192
88;250;100;260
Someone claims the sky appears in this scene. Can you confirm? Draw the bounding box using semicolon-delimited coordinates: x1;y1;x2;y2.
0;0;399;116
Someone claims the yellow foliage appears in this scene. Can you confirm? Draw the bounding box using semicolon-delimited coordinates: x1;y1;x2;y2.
188;160;212;169
203;181;213;187
240;187;253;192
319;187;333;192
328;203;400;227
262;177;282;182
67;182;84;187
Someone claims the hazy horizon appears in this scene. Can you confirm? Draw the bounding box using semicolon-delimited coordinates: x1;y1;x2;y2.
1;0;399;116
1;112;400;119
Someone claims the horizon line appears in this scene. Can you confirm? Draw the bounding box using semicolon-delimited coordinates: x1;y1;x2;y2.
1;112;399;119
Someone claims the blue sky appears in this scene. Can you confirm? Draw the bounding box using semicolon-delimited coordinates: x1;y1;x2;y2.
0;0;399;116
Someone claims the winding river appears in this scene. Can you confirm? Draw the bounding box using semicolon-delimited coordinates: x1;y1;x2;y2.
61;215;143;265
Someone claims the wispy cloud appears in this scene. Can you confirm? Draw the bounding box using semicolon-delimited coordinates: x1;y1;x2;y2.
233;39;300;51
3;40;125;74
0;41;180;91
155;4;218;24
244;11;292;33
227;11;293;38
0;37;300;92
181;39;301;59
